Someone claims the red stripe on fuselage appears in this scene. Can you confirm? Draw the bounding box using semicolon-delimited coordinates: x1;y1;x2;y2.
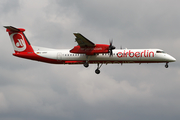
13;52;63;64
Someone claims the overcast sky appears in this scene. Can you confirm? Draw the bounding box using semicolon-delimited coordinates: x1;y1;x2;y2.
0;0;180;120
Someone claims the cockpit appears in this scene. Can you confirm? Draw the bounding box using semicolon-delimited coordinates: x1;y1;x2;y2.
156;51;166;53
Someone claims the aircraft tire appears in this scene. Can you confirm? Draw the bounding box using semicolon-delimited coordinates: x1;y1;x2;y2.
83;62;89;68
165;64;168;68
95;69;100;74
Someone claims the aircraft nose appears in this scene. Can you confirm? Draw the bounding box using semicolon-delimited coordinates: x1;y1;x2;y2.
168;55;176;62
171;56;176;62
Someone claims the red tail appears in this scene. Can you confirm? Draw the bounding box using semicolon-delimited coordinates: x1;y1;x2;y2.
4;26;34;53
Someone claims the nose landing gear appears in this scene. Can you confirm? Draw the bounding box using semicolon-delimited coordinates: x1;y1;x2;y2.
165;62;169;68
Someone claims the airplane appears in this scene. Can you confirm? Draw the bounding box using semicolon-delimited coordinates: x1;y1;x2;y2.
4;26;176;74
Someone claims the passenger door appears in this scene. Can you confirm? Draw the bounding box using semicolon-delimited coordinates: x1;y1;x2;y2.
57;52;62;61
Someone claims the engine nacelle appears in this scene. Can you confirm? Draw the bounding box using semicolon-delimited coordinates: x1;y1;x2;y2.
70;44;109;55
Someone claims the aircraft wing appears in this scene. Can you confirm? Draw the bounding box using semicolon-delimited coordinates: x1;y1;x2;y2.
73;33;95;47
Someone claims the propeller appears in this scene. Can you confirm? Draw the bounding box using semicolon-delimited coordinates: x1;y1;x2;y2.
109;40;116;57
120;45;122;49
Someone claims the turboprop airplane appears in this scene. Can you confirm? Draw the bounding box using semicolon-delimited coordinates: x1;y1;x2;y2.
4;26;176;74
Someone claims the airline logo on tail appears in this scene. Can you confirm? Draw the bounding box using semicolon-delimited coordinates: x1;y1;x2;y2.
10;33;26;52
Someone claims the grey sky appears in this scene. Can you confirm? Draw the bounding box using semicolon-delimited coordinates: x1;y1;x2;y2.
0;0;180;120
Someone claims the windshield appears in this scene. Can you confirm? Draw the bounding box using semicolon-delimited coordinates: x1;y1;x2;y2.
156;51;166;53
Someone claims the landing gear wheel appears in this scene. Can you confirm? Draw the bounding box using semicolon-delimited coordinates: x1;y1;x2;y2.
95;63;103;74
165;63;169;68
83;62;89;68
95;69;100;74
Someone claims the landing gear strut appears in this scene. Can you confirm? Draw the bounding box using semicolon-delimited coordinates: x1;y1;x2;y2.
95;63;103;74
165;62;169;68
83;55;89;68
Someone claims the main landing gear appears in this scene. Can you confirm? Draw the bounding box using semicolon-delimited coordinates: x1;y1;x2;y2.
165;62;169;68
83;62;103;74
83;55;103;74
83;55;89;68
95;63;103;74
83;62;89;68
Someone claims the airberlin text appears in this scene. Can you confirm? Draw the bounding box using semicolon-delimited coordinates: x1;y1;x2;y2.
117;50;154;58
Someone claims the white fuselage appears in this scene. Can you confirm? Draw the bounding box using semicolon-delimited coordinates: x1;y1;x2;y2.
32;46;176;64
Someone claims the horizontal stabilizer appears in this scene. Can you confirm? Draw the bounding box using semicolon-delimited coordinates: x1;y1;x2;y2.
4;26;25;32
4;26;20;32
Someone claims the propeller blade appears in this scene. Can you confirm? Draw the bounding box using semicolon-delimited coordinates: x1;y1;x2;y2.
109;40;116;57
109;50;113;57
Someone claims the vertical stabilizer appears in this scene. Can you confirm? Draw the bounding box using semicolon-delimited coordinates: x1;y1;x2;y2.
4;26;34;53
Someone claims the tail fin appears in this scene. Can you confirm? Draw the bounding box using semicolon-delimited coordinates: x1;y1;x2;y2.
4;26;34;53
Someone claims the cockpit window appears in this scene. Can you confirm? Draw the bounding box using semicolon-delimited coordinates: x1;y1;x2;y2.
156;51;165;53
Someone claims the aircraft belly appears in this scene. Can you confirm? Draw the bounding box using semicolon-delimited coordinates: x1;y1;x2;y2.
64;55;139;61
